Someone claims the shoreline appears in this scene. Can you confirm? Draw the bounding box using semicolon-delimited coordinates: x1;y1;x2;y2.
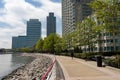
2;53;53;80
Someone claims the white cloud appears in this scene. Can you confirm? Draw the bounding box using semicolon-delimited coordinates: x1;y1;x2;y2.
0;0;61;48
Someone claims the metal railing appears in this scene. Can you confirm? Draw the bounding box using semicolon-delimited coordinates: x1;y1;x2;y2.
41;60;56;80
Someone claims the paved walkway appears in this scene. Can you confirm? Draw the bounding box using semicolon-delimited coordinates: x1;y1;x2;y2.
56;56;120;80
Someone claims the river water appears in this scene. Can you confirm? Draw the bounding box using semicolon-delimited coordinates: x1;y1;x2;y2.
0;53;33;79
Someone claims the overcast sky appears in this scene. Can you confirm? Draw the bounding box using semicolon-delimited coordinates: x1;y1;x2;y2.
0;0;61;49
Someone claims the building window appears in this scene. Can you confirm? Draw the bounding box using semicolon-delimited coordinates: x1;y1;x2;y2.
104;47;107;51
115;39;120;43
76;0;80;2
107;47;111;51
116;46;120;51
100;47;103;52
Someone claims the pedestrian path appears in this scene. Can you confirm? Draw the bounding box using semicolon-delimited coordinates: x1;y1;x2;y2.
56;56;120;80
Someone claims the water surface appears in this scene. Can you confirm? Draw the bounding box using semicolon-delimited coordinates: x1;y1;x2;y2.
0;53;33;79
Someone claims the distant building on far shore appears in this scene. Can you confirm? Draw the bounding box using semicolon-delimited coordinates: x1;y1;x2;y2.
47;12;56;36
27;19;41;47
12;37;18;49
12;19;41;49
12;36;27;49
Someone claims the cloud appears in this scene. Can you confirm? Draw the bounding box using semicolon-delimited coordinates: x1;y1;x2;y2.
0;0;61;48
25;0;42;7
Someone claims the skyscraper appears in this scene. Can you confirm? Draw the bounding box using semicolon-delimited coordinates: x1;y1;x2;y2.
62;0;92;36
47;12;56;36
12;19;41;49
27;19;41;47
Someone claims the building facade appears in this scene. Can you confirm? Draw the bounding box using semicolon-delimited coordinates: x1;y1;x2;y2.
12;36;27;49
47;12;56;36
62;0;92;36
27;19;41;47
80;15;120;52
86;32;120;52
12;37;19;49
12;19;41;49
96;33;120;52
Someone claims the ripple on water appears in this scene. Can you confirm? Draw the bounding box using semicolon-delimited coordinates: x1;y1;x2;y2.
0;53;34;79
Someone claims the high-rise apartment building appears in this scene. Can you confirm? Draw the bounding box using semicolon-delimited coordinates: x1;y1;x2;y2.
27;19;41;47
47;12;56;36
62;0;92;36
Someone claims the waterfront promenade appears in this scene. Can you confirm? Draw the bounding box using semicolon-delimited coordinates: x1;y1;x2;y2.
56;56;120;80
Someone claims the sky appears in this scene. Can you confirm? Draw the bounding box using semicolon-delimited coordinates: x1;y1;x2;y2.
0;0;62;49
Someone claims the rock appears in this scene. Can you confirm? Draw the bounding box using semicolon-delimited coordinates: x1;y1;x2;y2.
2;53;53;80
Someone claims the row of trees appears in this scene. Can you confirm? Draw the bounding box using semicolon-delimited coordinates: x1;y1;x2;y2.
34;34;67;53
64;0;120;52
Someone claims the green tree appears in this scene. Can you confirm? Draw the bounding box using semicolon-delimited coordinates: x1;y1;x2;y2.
54;36;66;53
35;38;44;52
83;17;97;52
64;32;75;52
89;0;120;51
43;34;54;53
43;34;65;53
64;17;97;53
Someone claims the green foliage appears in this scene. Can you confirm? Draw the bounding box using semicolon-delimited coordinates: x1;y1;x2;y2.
79;53;97;60
71;17;98;52
42;34;66;53
20;47;33;53
89;0;120;33
54;37;67;53
35;38;44;52
88;0;120;51
105;55;120;69
43;34;55;53
82;17;97;47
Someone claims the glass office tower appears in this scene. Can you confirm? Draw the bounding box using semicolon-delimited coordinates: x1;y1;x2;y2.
12;19;41;49
47;12;56;36
27;19;41;47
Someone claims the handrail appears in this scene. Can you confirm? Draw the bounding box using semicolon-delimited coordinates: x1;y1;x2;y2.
40;60;56;80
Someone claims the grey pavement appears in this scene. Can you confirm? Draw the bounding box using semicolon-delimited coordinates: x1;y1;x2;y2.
56;60;65;80
56;56;120;80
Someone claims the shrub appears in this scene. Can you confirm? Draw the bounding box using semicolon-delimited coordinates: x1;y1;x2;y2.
78;53;97;60
105;55;120;69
